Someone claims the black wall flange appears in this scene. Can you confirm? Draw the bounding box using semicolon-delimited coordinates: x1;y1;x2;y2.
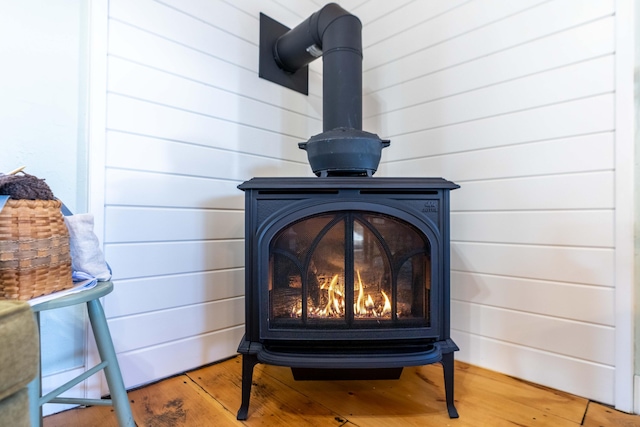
259;13;309;95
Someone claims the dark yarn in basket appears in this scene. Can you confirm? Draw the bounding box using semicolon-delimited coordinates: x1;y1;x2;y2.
0;172;55;200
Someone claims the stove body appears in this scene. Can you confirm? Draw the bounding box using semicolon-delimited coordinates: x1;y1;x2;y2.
237;3;460;419
237;177;459;419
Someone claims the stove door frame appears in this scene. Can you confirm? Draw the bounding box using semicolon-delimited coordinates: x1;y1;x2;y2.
254;198;443;343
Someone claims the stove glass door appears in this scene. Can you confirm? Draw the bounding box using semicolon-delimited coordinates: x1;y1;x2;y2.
269;211;430;329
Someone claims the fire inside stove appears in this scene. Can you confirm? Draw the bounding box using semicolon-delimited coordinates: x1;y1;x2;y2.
269;212;430;328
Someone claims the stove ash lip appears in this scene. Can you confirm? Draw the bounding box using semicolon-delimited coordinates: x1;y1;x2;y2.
260;3;390;177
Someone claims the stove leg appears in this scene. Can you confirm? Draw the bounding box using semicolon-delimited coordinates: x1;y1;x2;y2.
237;354;259;420
442;352;459;418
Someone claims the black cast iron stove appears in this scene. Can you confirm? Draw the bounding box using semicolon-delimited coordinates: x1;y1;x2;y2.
236;4;459;420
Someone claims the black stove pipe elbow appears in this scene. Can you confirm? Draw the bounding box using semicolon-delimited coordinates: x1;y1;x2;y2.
263;3;388;176
274;3;363;131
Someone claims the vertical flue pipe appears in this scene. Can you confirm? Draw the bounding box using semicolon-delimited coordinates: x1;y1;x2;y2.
273;3;363;131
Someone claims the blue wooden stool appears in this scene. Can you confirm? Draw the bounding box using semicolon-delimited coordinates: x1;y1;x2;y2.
27;281;134;426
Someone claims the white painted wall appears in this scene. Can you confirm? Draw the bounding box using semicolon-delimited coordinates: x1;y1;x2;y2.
0;0;89;213
0;0;92;415
101;0;321;389
636;0;640;376
359;0;633;408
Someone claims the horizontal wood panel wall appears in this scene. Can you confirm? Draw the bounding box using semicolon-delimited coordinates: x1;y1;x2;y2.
102;0;320;390
358;0;617;404
98;0;628;406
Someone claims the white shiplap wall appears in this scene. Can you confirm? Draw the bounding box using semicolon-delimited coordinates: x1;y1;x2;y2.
101;0;320;389
359;0;621;405
93;0;634;409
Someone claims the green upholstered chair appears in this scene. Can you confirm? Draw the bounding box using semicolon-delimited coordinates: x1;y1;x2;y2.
0;300;39;427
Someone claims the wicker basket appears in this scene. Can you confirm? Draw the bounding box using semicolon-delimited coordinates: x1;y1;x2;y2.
0;199;73;300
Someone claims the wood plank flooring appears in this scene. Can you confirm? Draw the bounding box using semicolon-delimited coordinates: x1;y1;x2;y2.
44;356;640;426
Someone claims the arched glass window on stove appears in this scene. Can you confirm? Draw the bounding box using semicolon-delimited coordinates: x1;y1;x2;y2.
269;212;430;328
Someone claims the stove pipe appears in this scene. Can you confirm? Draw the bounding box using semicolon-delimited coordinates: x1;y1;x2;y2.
264;3;389;177
275;3;362;131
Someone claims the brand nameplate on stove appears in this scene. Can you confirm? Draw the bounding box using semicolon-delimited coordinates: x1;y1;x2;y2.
422;200;438;213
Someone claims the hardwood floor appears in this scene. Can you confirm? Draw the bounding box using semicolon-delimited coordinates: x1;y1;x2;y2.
44;356;640;426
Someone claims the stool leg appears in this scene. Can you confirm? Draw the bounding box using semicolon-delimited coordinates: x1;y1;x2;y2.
27;312;42;427
86;298;135;427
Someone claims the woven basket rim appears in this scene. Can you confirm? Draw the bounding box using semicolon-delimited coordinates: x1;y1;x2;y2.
3;199;62;208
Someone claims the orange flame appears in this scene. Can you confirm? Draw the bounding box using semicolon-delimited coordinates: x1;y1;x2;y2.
381;290;391;316
297;270;393;319
355;270;365;315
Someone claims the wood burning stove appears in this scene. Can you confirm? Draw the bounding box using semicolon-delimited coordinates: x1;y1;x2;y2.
237;3;460;420
237;177;459;419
